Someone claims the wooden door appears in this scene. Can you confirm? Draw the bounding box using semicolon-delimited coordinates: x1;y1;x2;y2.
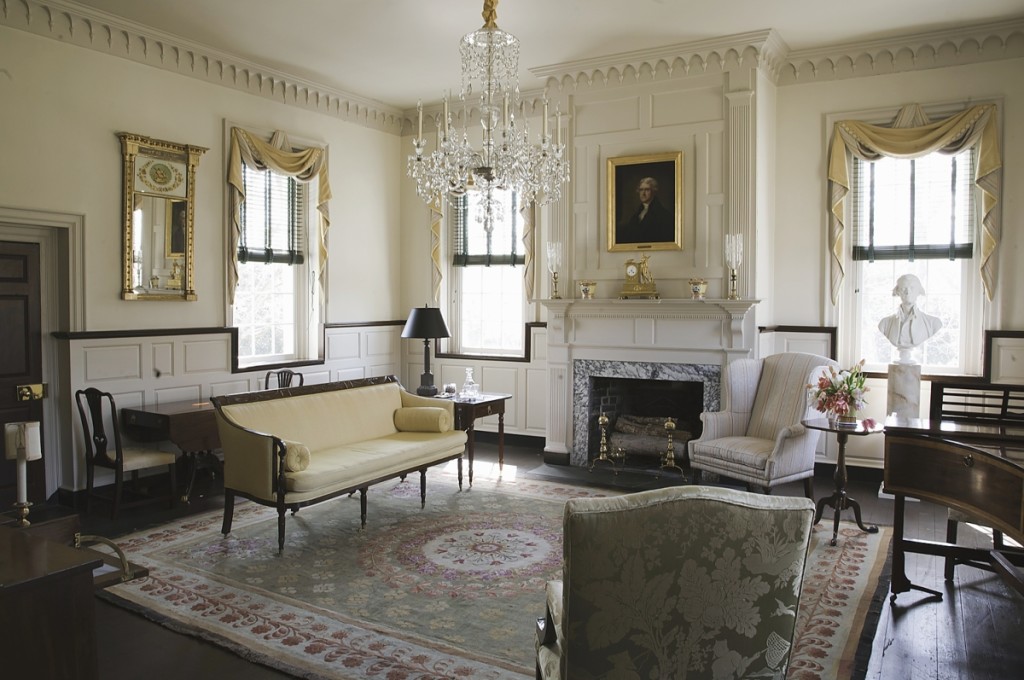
0;241;45;506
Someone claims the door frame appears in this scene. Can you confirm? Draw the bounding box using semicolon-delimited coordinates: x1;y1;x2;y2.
0;206;85;499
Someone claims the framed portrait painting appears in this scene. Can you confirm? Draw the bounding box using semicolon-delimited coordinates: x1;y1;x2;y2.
607;151;682;252
165;199;188;258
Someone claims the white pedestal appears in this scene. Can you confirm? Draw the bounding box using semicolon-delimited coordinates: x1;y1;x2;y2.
886;363;921;420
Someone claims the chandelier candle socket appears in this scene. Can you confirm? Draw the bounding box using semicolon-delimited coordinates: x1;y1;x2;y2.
809;360;869;424
407;0;570;234
725;233;743;300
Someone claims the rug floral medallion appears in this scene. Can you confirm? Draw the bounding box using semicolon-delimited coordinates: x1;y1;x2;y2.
102;468;889;680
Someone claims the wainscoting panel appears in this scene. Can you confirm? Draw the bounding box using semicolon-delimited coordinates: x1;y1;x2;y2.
83;344;143;382
366;329;397;358
336;367;368;382
155;385;203;405
525;367;549;433
328;331;361;360
153;342;174;376
210;379;251;397
183;339;231;373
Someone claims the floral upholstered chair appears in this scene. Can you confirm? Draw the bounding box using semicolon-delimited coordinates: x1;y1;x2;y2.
535;485;815;680
688;352;837;499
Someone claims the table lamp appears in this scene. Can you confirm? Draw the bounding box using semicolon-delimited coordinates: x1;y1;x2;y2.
402;305;451;396
5;421;42;526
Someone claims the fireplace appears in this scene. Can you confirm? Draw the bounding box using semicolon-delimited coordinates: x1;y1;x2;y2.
572;359;721;467
540;297;757;466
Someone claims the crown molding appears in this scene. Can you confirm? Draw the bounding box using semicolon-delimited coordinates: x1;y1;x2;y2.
1;0;405;134
779;17;1024;84
531;19;1024;91
5;1;1022;128
530;29;789;90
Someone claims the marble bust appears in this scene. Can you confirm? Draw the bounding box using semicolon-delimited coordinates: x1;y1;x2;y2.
877;273;942;364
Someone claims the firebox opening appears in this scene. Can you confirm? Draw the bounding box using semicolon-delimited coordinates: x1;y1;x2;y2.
589;377;704;467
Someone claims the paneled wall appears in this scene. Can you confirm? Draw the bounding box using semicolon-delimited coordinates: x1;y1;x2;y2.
56;324;402;493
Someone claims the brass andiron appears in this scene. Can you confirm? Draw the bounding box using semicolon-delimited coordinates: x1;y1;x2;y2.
659;418;685;478
588;413;618;473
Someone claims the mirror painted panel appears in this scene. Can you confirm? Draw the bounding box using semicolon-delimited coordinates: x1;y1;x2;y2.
118;133;207;300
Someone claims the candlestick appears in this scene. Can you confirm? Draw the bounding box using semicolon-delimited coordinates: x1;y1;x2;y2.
417;100;423;140
547;242;562;299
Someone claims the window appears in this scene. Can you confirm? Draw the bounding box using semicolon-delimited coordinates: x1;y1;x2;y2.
447;188;528;356
845;149;983;373
232;164;314;364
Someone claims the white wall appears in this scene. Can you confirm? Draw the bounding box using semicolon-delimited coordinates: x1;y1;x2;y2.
0;27;403;329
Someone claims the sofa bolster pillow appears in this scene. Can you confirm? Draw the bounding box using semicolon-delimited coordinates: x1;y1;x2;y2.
394;406;452;433
281;439;311;472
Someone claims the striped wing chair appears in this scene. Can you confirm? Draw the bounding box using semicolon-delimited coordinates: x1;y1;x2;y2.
535;485;816;679
688;352;837;498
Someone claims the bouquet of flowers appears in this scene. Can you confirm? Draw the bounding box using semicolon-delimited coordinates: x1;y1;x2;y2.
808;360;868;418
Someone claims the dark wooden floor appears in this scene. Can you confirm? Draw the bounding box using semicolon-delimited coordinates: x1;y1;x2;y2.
78;436;1023;679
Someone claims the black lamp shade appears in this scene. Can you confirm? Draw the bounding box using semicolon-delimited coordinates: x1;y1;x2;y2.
402;306;450;339
402;306;449;396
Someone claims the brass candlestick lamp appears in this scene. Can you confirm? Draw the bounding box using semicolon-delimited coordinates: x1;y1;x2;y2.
725;233;743;300
547;242;562;299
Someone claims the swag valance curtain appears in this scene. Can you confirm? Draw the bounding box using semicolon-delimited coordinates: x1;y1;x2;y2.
226;127;332;304
827;103;1002;303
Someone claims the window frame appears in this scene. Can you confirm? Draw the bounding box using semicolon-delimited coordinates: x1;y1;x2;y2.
225;123;324;370
439;189;533;359
827;101;996;376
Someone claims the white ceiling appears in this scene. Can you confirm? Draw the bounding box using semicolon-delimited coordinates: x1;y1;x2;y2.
71;0;1024;109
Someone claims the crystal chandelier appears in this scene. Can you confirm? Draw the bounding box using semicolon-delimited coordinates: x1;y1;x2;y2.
407;0;569;226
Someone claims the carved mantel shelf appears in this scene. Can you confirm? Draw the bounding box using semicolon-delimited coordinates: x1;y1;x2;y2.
541;297;758;318
540;298;760;350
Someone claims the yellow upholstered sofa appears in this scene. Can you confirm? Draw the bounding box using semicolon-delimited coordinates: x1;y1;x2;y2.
211;376;467;552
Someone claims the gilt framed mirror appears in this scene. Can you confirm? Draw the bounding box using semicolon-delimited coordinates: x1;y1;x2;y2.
118;132;207;300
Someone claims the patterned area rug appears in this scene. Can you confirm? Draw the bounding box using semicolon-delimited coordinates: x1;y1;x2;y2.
100;467;890;679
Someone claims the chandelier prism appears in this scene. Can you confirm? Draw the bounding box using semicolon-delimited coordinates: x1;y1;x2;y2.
407;0;569;221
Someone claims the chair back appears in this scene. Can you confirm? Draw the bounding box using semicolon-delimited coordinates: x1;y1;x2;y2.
75;388;124;469
746;352;835;440
559;486;814;678
265;369;304;389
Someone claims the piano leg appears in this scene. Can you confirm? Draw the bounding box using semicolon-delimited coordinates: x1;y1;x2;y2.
890;494;943;603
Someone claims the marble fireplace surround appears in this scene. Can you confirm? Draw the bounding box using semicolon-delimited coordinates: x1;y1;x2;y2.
572;360;721;467
540;298;759;466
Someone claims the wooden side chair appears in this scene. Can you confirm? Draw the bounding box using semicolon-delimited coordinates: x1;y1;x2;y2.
75;388;177;519
265;369;304;390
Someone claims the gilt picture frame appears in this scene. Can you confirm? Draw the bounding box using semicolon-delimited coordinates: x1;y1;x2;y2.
607;151;683;252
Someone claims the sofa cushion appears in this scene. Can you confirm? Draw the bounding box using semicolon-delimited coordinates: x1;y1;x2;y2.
283;430;467;495
394;406;452;433
690;435;773;472
282;439;311;472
